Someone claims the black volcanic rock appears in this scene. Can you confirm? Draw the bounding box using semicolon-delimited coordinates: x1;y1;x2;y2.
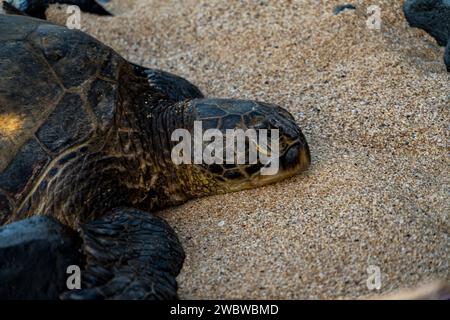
333;4;356;15
0;216;85;299
403;0;450;70
403;0;450;46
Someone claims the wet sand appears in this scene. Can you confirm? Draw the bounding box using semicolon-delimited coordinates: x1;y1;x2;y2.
52;0;449;298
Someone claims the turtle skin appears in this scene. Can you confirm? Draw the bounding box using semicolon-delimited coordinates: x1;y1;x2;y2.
0;14;311;299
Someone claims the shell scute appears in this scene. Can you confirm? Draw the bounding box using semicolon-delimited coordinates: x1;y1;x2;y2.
36;93;94;153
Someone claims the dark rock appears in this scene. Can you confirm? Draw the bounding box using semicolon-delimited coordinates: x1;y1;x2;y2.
0;216;85;299
333;4;356;15
403;0;450;46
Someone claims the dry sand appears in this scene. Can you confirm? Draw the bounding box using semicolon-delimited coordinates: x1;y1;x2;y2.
50;0;448;299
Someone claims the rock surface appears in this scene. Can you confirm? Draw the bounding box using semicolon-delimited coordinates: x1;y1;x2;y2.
403;0;450;70
333;4;356;15
0;216;85;299
403;0;450;46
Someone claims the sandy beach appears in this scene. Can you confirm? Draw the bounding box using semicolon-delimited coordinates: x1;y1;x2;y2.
50;0;450;299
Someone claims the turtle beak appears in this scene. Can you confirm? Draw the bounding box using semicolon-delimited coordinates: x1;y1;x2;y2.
233;140;310;191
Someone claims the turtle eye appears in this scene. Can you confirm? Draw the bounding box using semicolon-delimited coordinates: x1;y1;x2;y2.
223;169;243;180
244;163;264;176
46;49;64;62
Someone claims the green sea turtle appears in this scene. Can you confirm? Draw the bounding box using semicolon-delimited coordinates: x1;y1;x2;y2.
0;14;311;299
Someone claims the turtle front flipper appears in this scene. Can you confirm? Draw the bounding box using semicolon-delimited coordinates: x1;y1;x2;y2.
132;63;204;102
61;208;185;300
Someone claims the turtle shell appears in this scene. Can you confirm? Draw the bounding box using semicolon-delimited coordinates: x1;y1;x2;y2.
0;15;126;224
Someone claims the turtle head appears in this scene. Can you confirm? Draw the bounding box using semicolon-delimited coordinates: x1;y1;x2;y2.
170;99;311;196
